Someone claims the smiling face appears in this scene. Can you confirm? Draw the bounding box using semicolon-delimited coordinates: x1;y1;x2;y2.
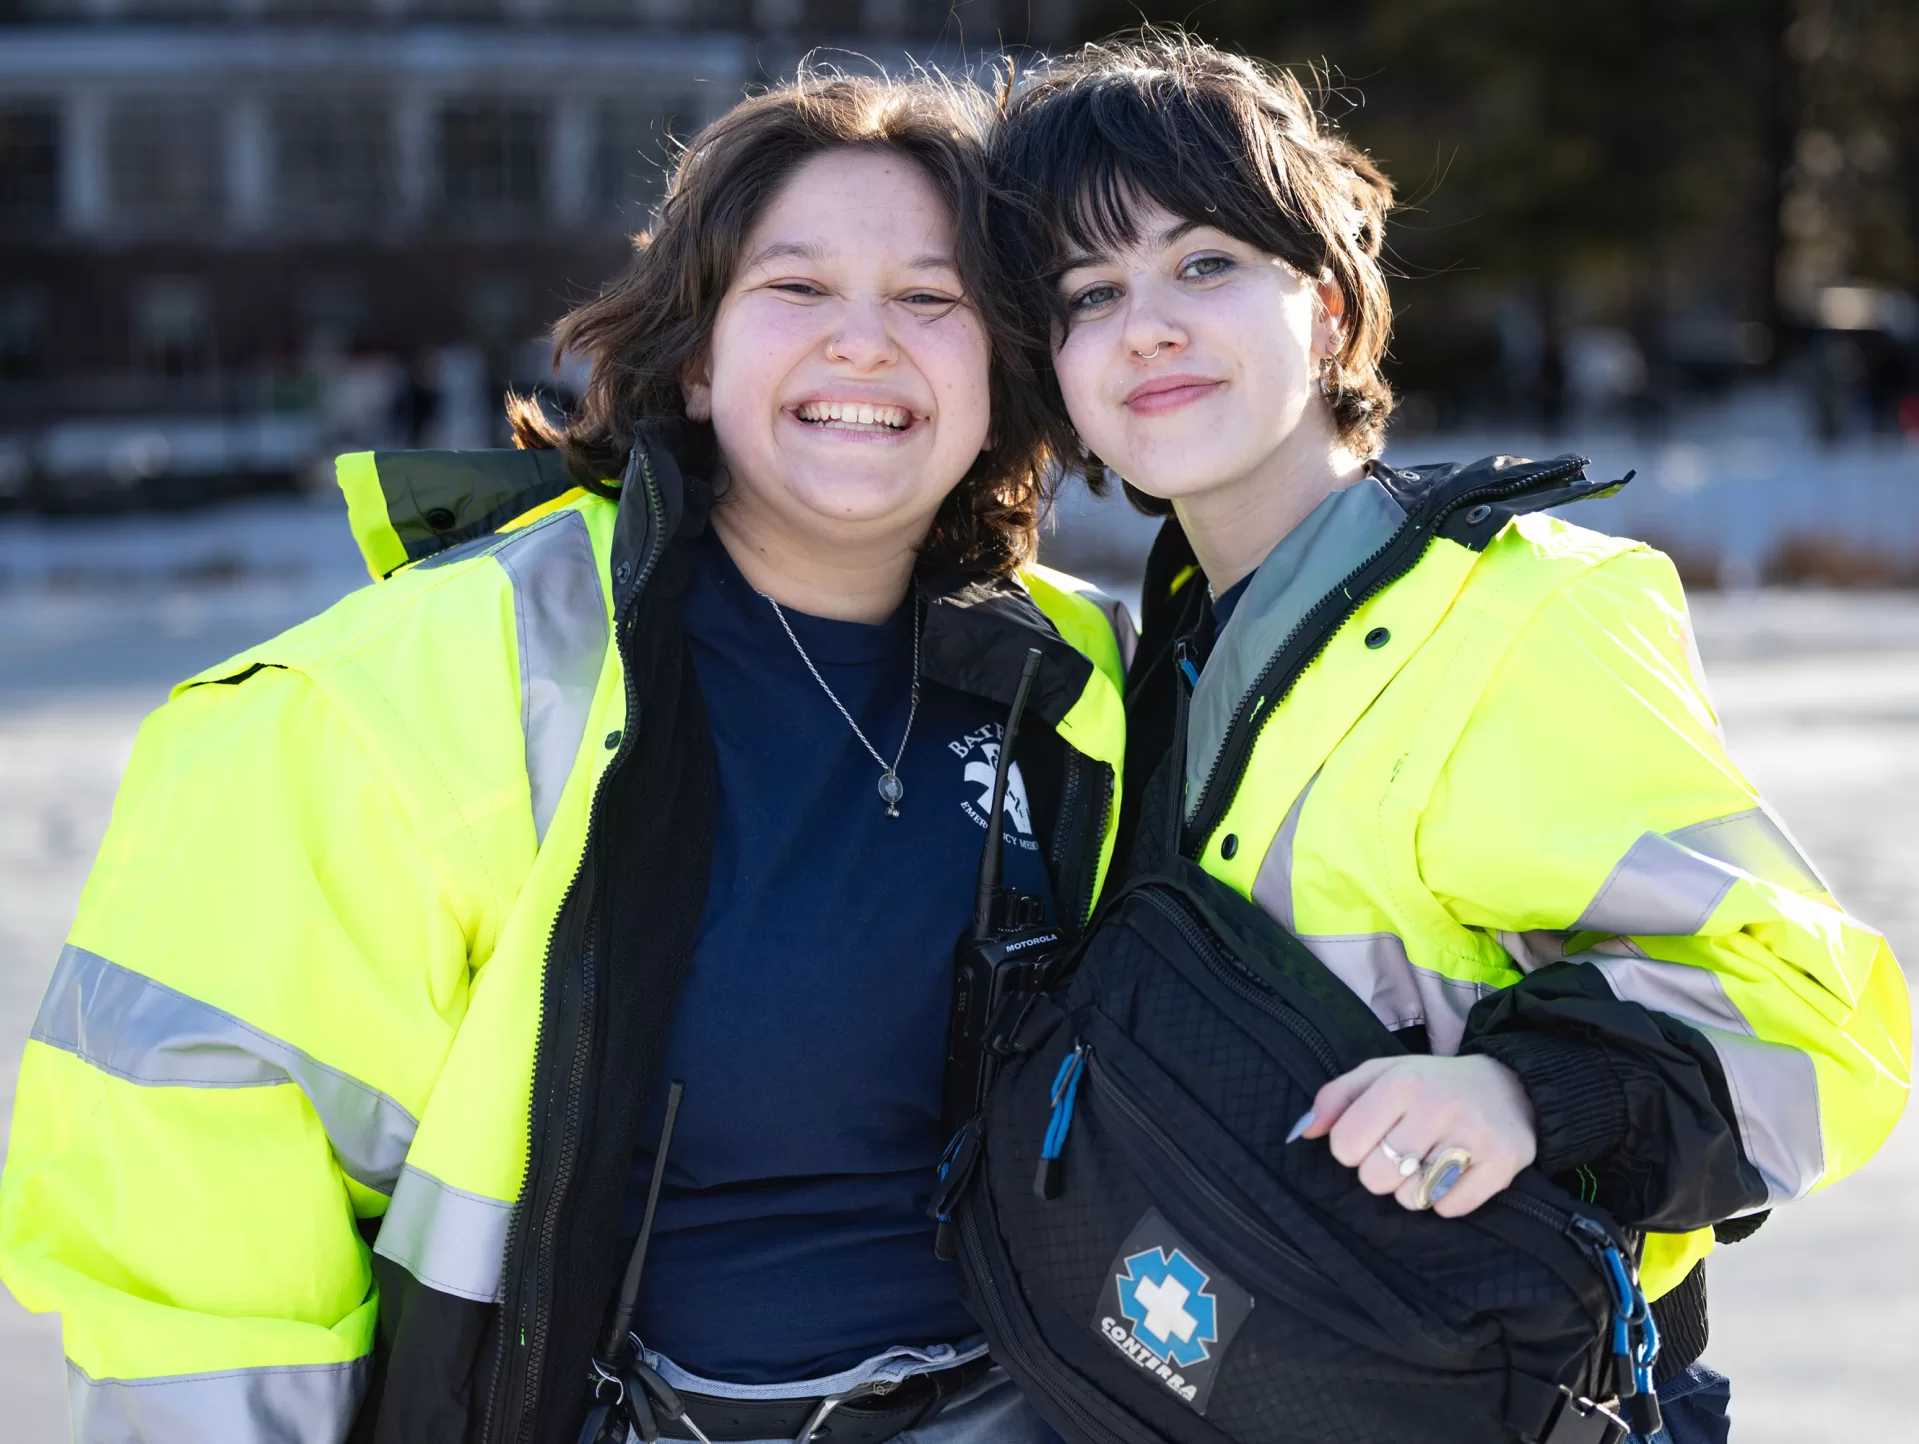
683;147;992;554
1051;200;1345;508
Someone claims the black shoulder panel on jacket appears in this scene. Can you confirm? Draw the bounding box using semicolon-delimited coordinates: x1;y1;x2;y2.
370;448;579;572
1372;452;1631;554
920;573;1095;731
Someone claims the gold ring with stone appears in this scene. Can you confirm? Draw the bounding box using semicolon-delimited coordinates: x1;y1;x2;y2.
1378;1140;1425;1178
1411;1146;1473;1210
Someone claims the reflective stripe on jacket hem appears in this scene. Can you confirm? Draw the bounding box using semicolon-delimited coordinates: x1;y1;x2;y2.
68;1356;369;1444
372;1163;512;1302
30;944;417;1195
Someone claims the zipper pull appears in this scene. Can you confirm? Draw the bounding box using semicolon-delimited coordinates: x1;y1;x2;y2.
1575;1213;1662;1432
931;1121;983;1260
1034;1043;1087;1201
1175;636;1201;693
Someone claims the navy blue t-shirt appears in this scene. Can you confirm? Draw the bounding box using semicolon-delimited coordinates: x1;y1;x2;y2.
622;528;1054;1383
1211;571;1254;637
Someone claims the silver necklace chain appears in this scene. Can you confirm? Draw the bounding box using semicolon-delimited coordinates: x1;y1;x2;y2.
757;586;922;817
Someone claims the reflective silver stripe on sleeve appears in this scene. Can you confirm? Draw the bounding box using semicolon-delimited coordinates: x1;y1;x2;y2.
373;1163;513;1302
1576;806;1831;936
1298;932;1494;1056
1584;952;1826;1202
69;1356;369;1444
1574;831;1740;936
30;945;417;1195
1250;771;1318;934
495;509;608;845
1703;1029;1824;1202
1669;807;1826;895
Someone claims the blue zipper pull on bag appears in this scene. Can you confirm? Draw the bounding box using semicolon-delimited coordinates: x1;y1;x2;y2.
1033;1043;1086;1200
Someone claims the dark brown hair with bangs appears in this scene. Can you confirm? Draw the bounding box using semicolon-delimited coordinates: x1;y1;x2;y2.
509;69;1053;575
990;32;1396;512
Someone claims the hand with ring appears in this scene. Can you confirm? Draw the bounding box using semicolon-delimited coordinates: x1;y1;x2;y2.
1290;1055;1537;1217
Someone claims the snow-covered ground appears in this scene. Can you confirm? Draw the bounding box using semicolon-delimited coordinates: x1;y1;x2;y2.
0;478;1914;1441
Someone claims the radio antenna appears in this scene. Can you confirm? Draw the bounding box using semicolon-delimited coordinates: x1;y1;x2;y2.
973;648;1043;938
602;1078;683;1357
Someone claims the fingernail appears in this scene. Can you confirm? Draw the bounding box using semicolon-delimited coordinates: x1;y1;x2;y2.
1429;1163;1464;1204
1285;1109;1316;1144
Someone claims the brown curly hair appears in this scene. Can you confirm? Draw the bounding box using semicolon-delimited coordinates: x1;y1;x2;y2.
508;69;1056;575
989;32;1397;514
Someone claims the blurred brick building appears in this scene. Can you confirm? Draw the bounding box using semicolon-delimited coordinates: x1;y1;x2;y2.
0;0;1072;507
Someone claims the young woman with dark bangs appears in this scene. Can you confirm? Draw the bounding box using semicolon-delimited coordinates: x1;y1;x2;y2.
990;34;1908;1444
0;73;1124;1444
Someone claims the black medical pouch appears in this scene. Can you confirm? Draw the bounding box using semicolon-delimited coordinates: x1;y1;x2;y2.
935;846;1649;1444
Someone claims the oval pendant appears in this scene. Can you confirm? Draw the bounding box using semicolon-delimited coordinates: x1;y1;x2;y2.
877;770;904;816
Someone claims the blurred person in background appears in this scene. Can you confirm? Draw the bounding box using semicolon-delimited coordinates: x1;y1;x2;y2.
0;71;1130;1444
993;33;1910;1444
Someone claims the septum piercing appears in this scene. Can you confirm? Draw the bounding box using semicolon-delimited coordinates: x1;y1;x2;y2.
1132;344;1163;360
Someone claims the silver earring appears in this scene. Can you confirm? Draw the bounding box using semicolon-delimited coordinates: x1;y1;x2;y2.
1319;358;1343;401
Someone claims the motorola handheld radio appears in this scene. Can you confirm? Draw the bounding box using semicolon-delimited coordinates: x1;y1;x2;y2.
939;648;1066;1147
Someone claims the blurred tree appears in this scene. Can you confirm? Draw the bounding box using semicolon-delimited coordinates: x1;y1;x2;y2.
1066;0;1915;422
1782;0;1919;295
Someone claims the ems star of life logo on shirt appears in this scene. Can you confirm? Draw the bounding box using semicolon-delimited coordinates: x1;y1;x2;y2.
1092;1208;1254;1413
947;724;1037;848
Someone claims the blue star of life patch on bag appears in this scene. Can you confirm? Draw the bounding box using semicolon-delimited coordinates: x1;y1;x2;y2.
1091;1207;1253;1412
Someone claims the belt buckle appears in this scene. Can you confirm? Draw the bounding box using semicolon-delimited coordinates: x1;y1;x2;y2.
790;1372;906;1444
792;1391;850;1443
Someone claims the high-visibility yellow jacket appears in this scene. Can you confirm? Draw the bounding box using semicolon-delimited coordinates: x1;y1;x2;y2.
1120;454;1909;1349
0;427;1129;1444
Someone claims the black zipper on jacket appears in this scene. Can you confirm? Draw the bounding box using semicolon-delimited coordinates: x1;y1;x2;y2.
480;451;667;1444
1052;751;1116;937
1181;458;1588;856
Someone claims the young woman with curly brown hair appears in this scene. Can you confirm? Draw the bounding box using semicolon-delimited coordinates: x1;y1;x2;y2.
0;71;1125;1444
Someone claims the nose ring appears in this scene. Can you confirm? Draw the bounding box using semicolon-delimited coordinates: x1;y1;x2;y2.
1132;344;1163;360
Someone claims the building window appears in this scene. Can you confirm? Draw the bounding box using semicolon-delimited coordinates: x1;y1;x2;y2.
0;288;46;381
803;0;866;31
266;0;379;17
120;0;226;16
548;0;641;17
594;96;700;219
440;99;548;222
107;97;222;230
133;278;211;377
0;102;59;230
416;0;506;18
272;95;392;227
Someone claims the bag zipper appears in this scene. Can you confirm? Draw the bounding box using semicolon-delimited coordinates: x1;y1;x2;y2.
1182;458;1589;854
1082;1051;1323;1282
480;447;668;1444
956;1201;1158;1444
1135;888;1342;1078
1494;1189;1660;1425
